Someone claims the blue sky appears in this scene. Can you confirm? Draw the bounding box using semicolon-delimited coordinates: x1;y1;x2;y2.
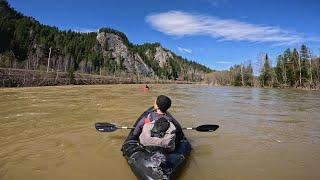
8;0;320;70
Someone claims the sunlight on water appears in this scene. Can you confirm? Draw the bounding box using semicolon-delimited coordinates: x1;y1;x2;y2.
1;84;319;180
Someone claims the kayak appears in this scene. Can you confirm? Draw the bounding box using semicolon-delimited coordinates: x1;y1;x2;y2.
121;108;191;180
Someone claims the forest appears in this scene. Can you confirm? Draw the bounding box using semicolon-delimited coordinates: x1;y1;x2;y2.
205;45;320;89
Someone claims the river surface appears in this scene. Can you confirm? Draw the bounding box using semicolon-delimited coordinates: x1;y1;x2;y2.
0;84;319;180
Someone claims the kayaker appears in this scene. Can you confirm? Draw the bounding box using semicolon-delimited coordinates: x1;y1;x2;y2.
143;85;150;92
132;95;184;148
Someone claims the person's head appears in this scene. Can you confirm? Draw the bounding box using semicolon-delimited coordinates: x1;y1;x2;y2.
151;117;170;137
154;95;171;113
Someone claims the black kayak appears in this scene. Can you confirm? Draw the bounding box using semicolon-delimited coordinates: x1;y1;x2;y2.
121;108;191;180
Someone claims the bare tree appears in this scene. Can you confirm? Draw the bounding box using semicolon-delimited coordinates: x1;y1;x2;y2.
64;57;68;72
55;56;62;82
308;49;313;87
298;55;302;86
47;47;52;73
282;56;287;85
34;45;40;71
240;63;244;86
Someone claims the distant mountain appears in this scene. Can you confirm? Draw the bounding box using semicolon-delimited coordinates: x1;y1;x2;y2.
0;0;211;81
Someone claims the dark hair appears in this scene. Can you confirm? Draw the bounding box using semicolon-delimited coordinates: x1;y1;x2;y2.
156;95;171;112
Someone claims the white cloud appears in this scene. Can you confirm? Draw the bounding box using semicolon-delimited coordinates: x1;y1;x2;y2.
177;46;192;53
216;61;232;64
146;11;318;45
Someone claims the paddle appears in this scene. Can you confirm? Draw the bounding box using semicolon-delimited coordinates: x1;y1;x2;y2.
95;122;219;132
95;122;134;132
182;125;219;132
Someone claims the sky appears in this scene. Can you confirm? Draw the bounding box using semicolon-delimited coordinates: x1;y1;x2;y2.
8;0;320;70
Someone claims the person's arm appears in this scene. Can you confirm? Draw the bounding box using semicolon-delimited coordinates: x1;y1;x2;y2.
132;116;147;137
132;108;154;137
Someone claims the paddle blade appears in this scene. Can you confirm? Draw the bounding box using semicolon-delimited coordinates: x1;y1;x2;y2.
95;122;118;132
195;125;219;132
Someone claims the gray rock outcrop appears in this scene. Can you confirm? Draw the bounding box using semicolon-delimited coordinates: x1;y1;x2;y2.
146;46;173;68
96;32;154;76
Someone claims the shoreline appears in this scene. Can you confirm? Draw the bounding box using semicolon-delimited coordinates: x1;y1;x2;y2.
205;83;320;91
1;68;318;91
0;68;197;88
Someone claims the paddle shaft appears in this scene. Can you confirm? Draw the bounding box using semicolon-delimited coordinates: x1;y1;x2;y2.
182;127;197;130
95;122;219;132
112;126;208;130
117;126;134;130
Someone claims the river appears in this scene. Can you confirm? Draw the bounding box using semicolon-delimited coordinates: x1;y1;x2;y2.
0;84;319;180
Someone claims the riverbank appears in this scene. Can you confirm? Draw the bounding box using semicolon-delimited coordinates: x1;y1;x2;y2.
205;79;320;91
205;83;320;91
0;68;196;87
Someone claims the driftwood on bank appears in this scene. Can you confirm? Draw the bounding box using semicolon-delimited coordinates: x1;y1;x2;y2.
0;68;194;87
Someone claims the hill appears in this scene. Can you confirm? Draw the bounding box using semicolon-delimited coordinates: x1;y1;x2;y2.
0;0;211;87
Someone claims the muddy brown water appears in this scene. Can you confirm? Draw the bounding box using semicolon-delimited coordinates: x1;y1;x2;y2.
0;84;319;180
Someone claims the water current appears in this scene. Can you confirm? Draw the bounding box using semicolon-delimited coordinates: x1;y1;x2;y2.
0;84;319;179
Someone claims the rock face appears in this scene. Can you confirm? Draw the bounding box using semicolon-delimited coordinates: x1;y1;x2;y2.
145;46;173;68
152;46;173;68
96;32;154;76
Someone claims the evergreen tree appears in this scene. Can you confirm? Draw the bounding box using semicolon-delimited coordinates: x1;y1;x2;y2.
244;63;253;86
287;49;299;86
232;65;242;86
259;54;272;87
275;55;284;84
300;44;310;85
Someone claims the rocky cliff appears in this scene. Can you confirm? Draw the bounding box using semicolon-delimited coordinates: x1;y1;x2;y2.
96;32;153;76
146;46;173;68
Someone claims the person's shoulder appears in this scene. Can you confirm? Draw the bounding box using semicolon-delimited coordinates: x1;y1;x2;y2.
166;111;174;117
147;107;155;112
165;112;176;121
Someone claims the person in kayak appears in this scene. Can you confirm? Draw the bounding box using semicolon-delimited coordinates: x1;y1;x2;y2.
132;95;184;149
143;85;150;92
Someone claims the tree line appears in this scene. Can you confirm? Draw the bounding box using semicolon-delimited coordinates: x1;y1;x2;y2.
205;44;320;89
